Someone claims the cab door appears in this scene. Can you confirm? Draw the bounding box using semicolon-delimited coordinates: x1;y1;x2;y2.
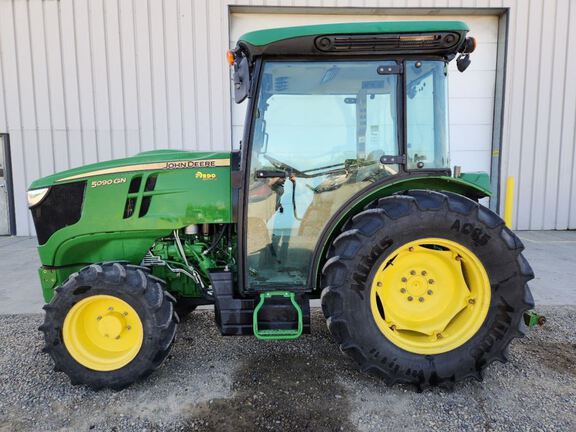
244;60;401;291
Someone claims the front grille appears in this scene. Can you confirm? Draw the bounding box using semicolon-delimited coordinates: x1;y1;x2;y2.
315;32;460;53
31;181;86;245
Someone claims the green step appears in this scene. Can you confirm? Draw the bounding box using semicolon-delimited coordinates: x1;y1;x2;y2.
253;291;303;340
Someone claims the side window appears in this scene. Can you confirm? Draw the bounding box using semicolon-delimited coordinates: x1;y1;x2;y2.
406;61;449;170
365;93;398;159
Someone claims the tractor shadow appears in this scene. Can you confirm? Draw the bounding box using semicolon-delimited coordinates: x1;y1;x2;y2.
183;348;358;432
519;340;576;377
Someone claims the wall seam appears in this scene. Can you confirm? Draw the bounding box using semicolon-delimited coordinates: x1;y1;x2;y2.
41;0;57;174
56;0;71;168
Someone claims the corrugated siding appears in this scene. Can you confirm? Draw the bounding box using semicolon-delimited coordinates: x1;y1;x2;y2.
0;0;575;234
0;0;231;235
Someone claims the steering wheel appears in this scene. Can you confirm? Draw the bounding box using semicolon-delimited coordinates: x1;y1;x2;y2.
263;154;300;174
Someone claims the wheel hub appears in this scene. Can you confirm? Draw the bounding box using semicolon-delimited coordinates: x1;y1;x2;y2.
370;238;491;355
97;314;124;339
406;274;428;297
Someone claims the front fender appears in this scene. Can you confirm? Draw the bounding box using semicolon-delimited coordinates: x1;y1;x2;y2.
308;174;491;293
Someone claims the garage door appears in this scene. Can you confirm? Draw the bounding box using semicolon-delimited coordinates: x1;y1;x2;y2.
230;12;499;176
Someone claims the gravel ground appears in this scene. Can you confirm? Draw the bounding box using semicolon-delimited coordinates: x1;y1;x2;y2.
0;306;574;432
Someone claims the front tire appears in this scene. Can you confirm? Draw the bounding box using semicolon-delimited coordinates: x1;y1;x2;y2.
40;262;178;389
321;190;534;388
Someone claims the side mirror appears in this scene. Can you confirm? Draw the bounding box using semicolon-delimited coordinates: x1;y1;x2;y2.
457;54;471;72
233;55;250;103
456;37;476;73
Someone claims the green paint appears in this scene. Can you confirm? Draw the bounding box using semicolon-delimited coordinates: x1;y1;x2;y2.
34;150;232;268
253;291;303;340
32;150;232;301
458;172;491;195
30;150;230;188
149;238;218;298
39;268;58;303
239;21;469;47
524;310;546;327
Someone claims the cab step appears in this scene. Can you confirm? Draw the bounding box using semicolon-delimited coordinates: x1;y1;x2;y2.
253;291;303;340
210;271;310;337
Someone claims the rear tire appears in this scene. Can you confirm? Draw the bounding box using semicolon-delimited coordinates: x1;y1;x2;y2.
39;262;178;390
321;190;534;389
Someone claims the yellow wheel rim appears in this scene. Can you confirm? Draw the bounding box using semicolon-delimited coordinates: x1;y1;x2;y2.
370;238;491;355
63;295;144;371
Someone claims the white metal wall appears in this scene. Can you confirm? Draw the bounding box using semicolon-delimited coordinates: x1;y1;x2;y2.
0;0;575;235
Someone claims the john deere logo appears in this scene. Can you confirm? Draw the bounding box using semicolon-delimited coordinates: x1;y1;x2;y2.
195;171;217;181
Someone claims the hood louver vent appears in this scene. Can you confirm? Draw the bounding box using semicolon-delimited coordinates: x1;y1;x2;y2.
315;32;460;53
123;173;158;219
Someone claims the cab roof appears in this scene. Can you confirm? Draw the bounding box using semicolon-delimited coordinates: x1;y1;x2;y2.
239;21;469;46
236;20;470;59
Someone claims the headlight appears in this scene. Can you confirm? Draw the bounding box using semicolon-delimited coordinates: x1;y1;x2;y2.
27;187;50;208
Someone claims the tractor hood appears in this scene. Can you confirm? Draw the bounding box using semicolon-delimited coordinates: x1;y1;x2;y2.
29;150;231;190
28;149;233;269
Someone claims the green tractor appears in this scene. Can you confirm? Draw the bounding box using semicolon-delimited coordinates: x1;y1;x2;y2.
29;21;535;390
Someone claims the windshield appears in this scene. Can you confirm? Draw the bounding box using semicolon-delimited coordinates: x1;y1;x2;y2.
246;60;399;289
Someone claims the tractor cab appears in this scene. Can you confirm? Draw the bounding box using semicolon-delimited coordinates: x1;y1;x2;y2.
229;22;477;292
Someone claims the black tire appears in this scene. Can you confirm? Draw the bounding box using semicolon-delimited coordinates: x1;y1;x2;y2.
321;190;534;389
39;262;178;390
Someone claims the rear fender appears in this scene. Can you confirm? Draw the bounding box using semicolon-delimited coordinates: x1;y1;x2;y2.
308;175;491;293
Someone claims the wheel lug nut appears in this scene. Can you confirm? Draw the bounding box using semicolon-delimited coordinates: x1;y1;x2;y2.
428;279;434;284
108;307;114;311
400;288;407;293
96;316;102;321
407;296;414;301
410;270;416;276
390;325;396;331
469;299;476;305
408;247;414;252
456;255;462;261
421;271;427;276
418;297;424;302
437;333;443;339
115;335;120;340
127;325;131;330
123;312;128;316
427;290;433;295
401;277;407;283
376;281;382;287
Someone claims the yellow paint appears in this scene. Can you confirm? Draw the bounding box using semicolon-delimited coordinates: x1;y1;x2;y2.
63;295;144;371
370;238;491;355
504;176;515;228
195;171;217;180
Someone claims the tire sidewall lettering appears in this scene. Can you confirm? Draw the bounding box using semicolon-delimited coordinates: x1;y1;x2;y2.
451;219;491;246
